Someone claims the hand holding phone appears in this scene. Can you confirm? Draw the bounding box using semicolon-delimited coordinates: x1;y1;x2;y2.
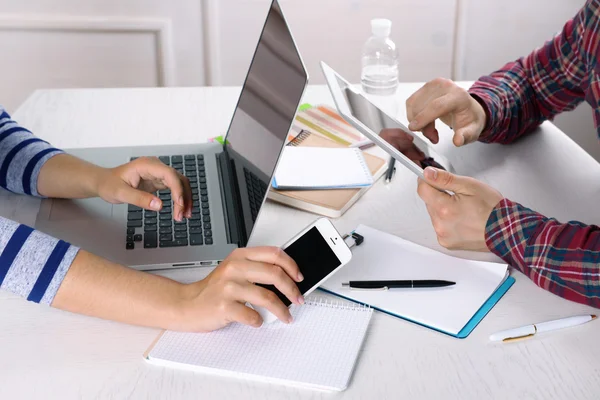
183;247;304;332
252;218;353;324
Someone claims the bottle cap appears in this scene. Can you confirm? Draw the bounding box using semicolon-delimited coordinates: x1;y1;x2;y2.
371;19;392;37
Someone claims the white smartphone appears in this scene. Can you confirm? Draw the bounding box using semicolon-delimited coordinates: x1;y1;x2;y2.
252;218;353;324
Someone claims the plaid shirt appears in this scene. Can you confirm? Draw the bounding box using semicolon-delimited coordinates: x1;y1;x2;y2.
468;0;600;308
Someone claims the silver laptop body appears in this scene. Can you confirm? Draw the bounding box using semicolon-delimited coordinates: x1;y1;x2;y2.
34;0;308;271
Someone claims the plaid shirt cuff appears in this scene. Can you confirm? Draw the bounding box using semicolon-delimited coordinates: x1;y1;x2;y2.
484;198;544;274
468;84;505;143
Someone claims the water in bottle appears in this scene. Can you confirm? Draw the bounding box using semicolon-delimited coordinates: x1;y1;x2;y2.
361;19;399;96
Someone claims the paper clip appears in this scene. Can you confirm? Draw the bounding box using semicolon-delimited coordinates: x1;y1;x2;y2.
343;232;364;250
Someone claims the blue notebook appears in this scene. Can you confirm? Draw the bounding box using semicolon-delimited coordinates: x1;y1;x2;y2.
320;225;514;338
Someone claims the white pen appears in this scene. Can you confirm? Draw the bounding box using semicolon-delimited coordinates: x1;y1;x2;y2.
489;314;597;343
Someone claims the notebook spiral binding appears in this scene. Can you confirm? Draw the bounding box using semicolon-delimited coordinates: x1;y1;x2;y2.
353;148;372;181
288;130;312;147
305;297;371;311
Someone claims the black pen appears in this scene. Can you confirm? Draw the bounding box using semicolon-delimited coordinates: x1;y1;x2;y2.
385;158;396;184
341;280;456;290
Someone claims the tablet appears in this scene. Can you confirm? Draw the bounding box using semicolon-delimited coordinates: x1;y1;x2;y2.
320;61;454;180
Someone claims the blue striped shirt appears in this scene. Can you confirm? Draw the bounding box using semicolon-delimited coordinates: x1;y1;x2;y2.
0;106;79;305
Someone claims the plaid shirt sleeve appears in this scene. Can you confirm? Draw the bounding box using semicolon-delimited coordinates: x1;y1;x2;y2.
467;2;591;144
468;1;600;308
486;200;600;308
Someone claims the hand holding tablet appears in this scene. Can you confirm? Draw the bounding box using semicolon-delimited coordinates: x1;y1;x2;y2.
320;61;454;182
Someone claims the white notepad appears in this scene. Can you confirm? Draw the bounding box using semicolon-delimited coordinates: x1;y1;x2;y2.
145;298;373;391
272;147;374;190
321;225;510;337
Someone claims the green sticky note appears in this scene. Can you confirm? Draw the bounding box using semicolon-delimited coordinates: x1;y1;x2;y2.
214;135;225;145
298;103;312;111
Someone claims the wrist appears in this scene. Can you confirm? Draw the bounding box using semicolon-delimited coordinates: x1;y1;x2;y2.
88;166;112;198
161;282;193;330
470;94;489;137
163;280;207;331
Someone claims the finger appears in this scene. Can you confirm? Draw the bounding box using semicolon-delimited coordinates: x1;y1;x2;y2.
453;131;466;147
426;128;440;144
118;183;163;211
408;94;457;133
454;124;479;147
237;284;293;324
136;179;167;194
135;158;187;221
226;302;263;328
422;167;476;194
420;122;439;144
241;247;303;283
178;172;193;219
405;80;441;120
239;259;303;306
417;178;449;205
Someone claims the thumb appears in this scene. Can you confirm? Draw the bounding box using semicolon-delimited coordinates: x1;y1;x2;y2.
119;184;162;211
453;125;480;147
423;167;471;194
453;131;466;147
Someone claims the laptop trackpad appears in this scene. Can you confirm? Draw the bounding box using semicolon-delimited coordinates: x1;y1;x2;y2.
49;198;114;221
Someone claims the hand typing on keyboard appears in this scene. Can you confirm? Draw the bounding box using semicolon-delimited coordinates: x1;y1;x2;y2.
95;156;193;221
124;154;212;249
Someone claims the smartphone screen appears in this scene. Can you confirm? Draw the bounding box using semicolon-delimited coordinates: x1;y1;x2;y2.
258;226;341;307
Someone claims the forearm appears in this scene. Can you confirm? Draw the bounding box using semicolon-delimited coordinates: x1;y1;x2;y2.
37;153;106;198
52;250;186;329
486;199;600;308
0;214;188;329
468;6;587;144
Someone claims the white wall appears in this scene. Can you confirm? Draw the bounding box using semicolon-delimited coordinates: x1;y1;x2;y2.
0;0;206;112
207;0;457;86
0;0;598;161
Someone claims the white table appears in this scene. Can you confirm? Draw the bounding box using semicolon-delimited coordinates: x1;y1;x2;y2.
1;84;599;400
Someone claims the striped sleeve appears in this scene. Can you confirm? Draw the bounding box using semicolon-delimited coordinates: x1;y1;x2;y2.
0;105;63;196
485;199;600;308
0;216;79;305
0;106;78;304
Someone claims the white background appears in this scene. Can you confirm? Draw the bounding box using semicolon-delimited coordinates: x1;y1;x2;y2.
0;0;596;160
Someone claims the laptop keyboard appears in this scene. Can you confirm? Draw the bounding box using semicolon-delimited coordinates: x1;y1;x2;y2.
243;167;268;222
125;154;213;250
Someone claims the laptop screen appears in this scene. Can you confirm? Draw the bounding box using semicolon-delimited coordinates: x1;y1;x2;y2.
223;0;307;244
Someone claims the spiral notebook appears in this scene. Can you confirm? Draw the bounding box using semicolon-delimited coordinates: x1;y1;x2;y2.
272;147;374;190
267;131;387;217
144;298;373;391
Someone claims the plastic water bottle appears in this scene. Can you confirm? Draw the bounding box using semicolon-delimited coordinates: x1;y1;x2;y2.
361;19;399;96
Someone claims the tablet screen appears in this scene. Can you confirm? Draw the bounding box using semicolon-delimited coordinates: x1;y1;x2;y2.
342;87;450;171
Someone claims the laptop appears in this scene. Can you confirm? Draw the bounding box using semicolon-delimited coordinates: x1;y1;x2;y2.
34;0;308;271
